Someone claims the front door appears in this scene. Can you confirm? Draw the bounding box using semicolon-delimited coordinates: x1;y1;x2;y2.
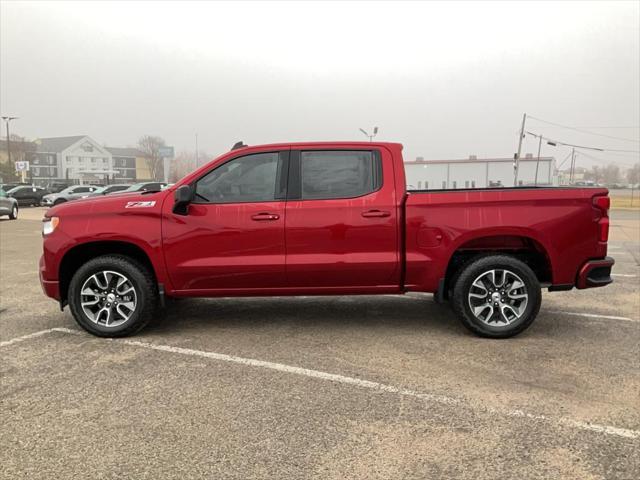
285;148;400;289
162;150;289;292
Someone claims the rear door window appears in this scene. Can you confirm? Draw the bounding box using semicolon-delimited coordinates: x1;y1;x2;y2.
300;151;381;200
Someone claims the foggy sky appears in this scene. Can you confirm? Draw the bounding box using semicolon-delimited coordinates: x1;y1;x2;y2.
1;1;639;168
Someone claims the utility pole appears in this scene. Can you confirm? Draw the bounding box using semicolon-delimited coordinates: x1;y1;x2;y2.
513;113;526;186
569;148;576;183
534;133;542;186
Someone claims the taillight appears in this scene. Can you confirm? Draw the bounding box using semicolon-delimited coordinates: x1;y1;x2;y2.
593;195;610;242
593;196;610;214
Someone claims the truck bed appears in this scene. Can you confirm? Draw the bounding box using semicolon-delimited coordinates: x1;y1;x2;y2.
403;186;609;292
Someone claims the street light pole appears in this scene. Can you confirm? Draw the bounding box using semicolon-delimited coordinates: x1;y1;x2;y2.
514;113;526;186
2;116;19;180
359;127;379;142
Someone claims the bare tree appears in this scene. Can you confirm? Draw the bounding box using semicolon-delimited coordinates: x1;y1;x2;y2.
168;150;213;182
601;164;621;186
137;135;166;181
627;163;640;185
584;165;601;184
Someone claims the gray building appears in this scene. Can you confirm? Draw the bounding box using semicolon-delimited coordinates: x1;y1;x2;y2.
105;147;141;183
404;154;557;190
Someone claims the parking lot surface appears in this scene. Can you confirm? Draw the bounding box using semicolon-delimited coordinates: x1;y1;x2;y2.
1;207;639;479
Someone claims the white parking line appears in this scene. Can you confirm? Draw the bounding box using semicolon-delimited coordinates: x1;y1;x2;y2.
547;311;638;322
3;327;639;439
0;328;60;348
5;327;624;440
612;273;637;278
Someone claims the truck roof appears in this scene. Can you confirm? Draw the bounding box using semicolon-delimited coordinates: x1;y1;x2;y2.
230;141;403;151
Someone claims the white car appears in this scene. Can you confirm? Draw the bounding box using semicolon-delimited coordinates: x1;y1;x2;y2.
41;185;99;206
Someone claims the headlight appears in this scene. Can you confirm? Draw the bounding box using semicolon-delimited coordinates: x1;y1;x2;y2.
42;217;60;236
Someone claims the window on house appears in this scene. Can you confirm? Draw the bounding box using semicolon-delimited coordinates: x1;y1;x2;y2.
417;181;422;189
465;181;469;188
472;180;476;188
442;181;446;189
452;181;457;189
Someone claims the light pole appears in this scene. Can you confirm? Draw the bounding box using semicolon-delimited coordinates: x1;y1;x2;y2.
359;127;378;142
524;131;557;185
2;116;18;163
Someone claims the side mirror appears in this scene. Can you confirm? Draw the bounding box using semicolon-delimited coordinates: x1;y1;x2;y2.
173;185;193;215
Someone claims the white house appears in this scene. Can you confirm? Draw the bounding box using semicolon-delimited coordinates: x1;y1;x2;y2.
32;135;118;185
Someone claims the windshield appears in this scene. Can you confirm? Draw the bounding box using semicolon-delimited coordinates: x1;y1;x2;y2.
6;186;27;194
123;183;144;192
91;186;108;194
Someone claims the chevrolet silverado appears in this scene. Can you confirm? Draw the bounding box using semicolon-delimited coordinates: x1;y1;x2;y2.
40;142;614;338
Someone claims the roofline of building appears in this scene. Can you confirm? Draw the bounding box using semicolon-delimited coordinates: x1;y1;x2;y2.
405;157;555;165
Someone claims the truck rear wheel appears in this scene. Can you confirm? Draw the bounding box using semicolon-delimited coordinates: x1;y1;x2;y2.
68;255;158;337
451;255;541;338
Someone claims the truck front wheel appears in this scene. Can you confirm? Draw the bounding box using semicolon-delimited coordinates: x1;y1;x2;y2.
68;255;158;337
451;255;541;338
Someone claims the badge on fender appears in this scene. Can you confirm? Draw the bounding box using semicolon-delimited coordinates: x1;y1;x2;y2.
125;201;156;208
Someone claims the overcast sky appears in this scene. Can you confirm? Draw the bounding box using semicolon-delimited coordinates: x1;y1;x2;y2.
1;1;639;168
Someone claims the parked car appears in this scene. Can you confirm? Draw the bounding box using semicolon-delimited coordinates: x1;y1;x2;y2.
0;182;30;192
88;184;132;197
46;182;74;194
6;185;48;206
40;141;614;339
41;185;100;206
117;182;169;194
0;187;19;219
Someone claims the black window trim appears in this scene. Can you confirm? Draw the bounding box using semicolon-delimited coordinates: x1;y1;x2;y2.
191;150;290;205
287;148;383;201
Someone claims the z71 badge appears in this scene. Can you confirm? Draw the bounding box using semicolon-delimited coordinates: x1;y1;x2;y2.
125;201;156;209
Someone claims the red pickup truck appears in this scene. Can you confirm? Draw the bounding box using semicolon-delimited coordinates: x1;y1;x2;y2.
40;142;614;338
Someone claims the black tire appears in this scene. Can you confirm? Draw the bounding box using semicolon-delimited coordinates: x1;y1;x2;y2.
9;204;18;220
451;255;541;339
68;255;158;337
54;198;67;206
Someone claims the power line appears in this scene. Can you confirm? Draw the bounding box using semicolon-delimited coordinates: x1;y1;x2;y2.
576;151;637;168
527;115;640;143
524;130;640;153
573;126;640;129
557;151;573;169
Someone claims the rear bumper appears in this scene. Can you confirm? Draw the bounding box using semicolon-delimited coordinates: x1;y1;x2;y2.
576;256;615;289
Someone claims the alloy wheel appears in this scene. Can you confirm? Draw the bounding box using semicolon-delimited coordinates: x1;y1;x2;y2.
467;269;529;326
80;270;137;327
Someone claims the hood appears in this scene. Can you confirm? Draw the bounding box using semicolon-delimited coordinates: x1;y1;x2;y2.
46;189;172;218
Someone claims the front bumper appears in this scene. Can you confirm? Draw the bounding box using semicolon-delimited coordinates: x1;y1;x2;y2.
39;254;60;300
576;256;615;289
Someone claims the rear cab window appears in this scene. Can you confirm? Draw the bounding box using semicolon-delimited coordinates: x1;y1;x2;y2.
296;150;382;200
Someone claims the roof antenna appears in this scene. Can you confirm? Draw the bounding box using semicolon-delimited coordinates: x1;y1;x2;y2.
231;141;247;150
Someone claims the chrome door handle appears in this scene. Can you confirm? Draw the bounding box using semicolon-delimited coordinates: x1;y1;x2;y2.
251;213;280;221
361;210;390;218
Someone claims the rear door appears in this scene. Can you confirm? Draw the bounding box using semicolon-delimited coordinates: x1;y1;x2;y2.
285;147;399;288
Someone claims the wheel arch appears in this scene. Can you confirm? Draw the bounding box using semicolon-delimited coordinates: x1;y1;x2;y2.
59;241;158;304
442;234;553;299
